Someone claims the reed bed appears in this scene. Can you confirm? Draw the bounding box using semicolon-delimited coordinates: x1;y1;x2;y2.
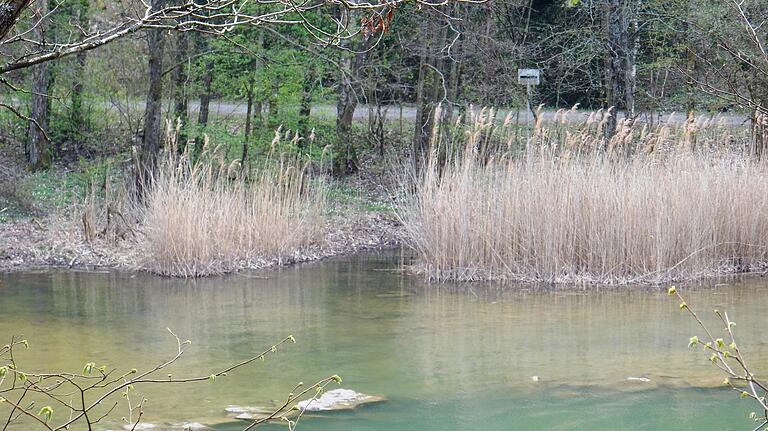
139;131;325;277
401;106;768;284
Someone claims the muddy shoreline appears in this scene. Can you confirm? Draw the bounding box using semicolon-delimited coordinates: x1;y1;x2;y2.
0;211;404;275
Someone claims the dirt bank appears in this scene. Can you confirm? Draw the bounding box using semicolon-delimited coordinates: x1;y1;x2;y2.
0;210;403;274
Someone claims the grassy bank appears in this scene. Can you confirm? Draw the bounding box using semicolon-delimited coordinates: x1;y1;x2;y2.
0;122;401;276
137;135;326;277
401;107;768;284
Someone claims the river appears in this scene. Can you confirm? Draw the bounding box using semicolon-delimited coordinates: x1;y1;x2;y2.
1;251;766;430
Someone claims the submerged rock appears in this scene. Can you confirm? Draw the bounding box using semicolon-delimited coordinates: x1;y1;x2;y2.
172;423;210;430
225;405;274;415
230;389;385;421
626;377;652;383
122;423;156;431
297;389;385;412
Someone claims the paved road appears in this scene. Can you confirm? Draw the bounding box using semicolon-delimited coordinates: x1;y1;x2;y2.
190;100;751;127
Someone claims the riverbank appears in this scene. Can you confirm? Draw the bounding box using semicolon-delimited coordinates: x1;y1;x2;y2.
0;152;403;274
0;210;402;273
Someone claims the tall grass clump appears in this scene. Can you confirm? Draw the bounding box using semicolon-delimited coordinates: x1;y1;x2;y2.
401;106;768;284
139;128;325;277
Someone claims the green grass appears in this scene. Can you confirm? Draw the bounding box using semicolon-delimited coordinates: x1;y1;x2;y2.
326;182;394;214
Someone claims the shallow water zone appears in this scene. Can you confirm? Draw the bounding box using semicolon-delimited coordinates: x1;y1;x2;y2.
1;252;767;430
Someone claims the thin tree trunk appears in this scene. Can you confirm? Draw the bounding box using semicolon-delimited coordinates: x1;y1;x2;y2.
335;60;357;175
242;76;254;168
27;0;50;171
69;0;89;156
603;0;631;139
267;79;280;128
413;17;441;172
197;66;212;129
299;63;315;143
172;23;189;146
137;0;166;191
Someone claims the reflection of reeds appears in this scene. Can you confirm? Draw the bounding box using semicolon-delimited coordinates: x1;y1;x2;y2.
139;124;326;277
402;106;768;284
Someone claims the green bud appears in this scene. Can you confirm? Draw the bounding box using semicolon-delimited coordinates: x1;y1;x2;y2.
271;346;277;353
17;372;26;382
710;354;718;363
0;367;6;379
38;406;53;422
729;342;737;350
741;391;749;399
83;362;95;375
688;336;699;348
331;374;342;384
679;302;687;310
667;287;676;296
208;374;216;382
722;378;730;386
130;368;138;374
716;339;724;348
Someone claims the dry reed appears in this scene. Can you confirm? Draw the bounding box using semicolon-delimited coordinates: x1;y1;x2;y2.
139;127;325;277
401;106;768;284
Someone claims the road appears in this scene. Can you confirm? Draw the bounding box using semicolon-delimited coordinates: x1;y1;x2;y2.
191;100;751;127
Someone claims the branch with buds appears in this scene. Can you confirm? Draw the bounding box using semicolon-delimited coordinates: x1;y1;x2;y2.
0;331;341;431
669;286;768;430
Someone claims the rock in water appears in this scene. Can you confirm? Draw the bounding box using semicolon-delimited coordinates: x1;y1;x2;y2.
297;389;385;412
626;377;652;383
174;423;210;430
225;405;274;415
122;423;156;431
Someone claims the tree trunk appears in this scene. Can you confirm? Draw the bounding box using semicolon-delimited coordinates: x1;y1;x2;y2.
413;16;443;172
603;0;632;139
173;25;189;146
299;63;315;144
68;0;90;156
0;0;32;42
193;58;212;160
335;52;362;175
137;0;166;191
197;67;212;127
242;76;254;168
267;79;279;128
27;0;50;171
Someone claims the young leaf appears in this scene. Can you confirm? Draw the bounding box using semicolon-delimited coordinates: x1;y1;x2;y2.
38;406;53;422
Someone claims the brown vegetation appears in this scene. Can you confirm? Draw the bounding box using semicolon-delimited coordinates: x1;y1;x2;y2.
401;107;768;284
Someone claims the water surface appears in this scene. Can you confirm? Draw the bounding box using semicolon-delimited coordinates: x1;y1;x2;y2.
1;252;766;430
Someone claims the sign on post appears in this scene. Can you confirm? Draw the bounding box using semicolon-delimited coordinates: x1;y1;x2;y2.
518;69;541;143
517;69;541;86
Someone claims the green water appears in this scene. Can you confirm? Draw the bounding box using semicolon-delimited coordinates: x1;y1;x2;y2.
1;252;767;430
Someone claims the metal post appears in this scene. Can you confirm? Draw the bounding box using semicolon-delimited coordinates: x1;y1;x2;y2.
526;82;532;145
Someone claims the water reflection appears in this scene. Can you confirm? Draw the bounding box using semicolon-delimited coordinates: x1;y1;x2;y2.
1;252;765;430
